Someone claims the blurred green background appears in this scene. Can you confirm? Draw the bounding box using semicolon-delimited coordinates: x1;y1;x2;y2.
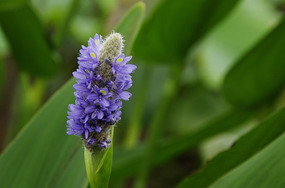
0;0;285;187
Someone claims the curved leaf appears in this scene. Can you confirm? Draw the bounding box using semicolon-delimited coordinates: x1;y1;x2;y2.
210;132;285;188
0;5;57;77
176;108;285;188
0;79;87;188
223;19;285;107
132;0;241;63
115;2;145;55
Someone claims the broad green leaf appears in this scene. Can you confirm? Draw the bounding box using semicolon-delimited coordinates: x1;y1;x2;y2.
223;19;285;107
0;79;87;188
84;128;114;188
195;0;281;89
110;109;253;185
176;108;285;188
115;2;145;55
0;5;57;77
210;132;285;188
132;0;241;63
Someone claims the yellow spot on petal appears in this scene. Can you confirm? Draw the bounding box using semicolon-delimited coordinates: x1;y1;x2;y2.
117;58;123;63
90;53;96;58
95;39;100;46
100;90;106;95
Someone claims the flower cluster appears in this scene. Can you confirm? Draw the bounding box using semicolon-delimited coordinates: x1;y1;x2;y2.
67;33;136;151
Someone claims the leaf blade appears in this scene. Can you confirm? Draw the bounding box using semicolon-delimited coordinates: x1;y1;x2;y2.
0;5;57;77
223;19;285;107
115;2;145;55
0;79;87;188
176;108;285;188
132;0;241;63
210;132;285;188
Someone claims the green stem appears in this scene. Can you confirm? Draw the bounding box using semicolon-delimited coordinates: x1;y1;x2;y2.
84;127;114;188
124;68;150;148
134;63;183;188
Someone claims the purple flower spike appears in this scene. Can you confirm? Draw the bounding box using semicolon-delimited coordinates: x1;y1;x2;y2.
67;33;136;151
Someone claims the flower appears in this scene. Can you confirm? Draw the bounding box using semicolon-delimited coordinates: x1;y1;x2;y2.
67;33;136;151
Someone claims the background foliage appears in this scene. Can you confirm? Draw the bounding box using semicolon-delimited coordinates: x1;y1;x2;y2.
0;0;285;187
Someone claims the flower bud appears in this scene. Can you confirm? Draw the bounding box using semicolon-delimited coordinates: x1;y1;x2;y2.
99;33;124;63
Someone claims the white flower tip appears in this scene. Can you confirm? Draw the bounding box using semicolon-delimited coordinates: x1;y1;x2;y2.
98;32;124;63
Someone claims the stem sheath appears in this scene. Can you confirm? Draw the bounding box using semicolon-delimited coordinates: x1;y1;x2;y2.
84;127;114;188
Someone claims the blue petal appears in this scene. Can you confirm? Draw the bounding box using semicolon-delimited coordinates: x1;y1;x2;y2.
100;98;110;107
97;111;104;119
116;64;137;74
87;94;97;101
73;84;89;92
95;125;102;133
73;71;86;79
84;130;89;139
119;91;132;100
85;106;95;113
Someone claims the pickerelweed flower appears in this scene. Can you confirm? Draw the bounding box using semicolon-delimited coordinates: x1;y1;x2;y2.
67;32;136;151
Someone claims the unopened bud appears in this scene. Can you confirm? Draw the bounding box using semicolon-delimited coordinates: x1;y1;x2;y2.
98;32;124;63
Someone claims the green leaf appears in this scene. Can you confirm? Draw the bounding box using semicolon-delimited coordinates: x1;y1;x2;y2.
0;79;87;188
210;132;285;188
176;108;285;188
195;0;281;89
0;5;57;77
115;2;145;55
223;19;285;107
84;128;114;188
132;0;241;63
110;109;253;185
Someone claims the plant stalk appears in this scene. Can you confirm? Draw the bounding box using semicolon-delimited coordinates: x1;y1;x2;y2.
84;127;114;188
